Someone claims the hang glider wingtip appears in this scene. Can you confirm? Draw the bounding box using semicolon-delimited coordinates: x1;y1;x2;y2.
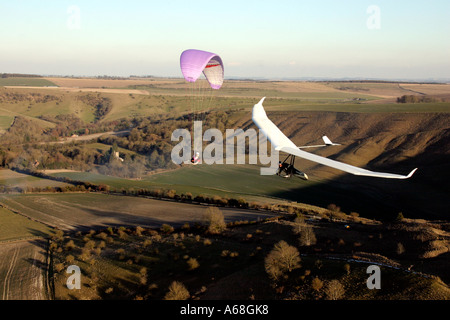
406;168;418;179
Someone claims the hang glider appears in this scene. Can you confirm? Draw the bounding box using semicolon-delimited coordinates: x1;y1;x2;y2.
252;97;417;180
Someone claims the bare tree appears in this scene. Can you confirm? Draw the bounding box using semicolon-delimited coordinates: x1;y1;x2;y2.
325;280;345;300
292;217;317;246
265;240;301;281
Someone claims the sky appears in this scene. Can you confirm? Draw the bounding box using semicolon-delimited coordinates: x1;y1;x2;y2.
1;0;449;80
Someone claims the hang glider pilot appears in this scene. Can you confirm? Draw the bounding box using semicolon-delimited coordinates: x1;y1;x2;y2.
277;161;308;180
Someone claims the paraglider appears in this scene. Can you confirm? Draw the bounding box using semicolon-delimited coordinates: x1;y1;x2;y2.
180;49;224;120
180;49;225;165
180;49;224;90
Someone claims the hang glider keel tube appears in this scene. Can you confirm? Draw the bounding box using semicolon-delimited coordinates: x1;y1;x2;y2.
252;97;418;180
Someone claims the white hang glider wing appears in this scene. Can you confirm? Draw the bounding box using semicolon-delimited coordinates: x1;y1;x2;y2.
252;97;417;179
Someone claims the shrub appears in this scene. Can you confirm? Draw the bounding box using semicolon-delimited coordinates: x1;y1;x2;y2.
118;229;128;240
65;255;75;264
187;257;200;270
54;263;65;273
49;242;58;252
135;226;145;236
396;242;405;255
344;263;351;275
311;277;324;292
327;204;341;213
396;212;405;222
98;241;106;249
84;240;96;250
96;232;108;240
164;281;190;300
116;248;125;260
161;224;174;234
52;230;64;242
65;240;76;251
142;239;152;248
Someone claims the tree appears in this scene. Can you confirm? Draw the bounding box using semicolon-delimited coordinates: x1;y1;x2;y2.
344;263;351;275
396;212;405;222
311;277;324;293
164;281;190;300
292;217;317;246
203;207;226;234
264;240;301;281
325;280;345;300
396;242;405;255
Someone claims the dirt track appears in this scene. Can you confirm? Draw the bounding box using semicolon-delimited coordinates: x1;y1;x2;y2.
0;240;48;300
45;130;130;144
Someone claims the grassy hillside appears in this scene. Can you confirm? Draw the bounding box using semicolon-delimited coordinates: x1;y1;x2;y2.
0;206;53;241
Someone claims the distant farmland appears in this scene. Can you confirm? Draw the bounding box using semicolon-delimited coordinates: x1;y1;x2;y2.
0;77;57;87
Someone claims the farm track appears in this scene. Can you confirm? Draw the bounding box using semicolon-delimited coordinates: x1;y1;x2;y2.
2;246;18;300
0;240;47;300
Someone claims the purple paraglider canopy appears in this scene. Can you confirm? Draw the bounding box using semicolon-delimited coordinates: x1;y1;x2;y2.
180;49;224;90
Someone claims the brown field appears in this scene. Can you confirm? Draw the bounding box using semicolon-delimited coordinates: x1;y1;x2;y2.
44;77;157;89
4;86;150;96
0;240;48;300
0;193;279;232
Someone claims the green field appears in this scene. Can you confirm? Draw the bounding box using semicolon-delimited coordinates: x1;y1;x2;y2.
48;166;308;204
263;101;450;113
0;169;71;190
46;164;393;218
0;77;57;87
0;206;53;241
0;115;14;131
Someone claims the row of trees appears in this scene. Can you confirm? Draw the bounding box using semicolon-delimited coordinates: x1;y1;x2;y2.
0;92;60;104
397;94;443;103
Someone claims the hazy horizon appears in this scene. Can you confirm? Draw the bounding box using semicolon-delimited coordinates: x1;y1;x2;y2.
1;1;449;81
